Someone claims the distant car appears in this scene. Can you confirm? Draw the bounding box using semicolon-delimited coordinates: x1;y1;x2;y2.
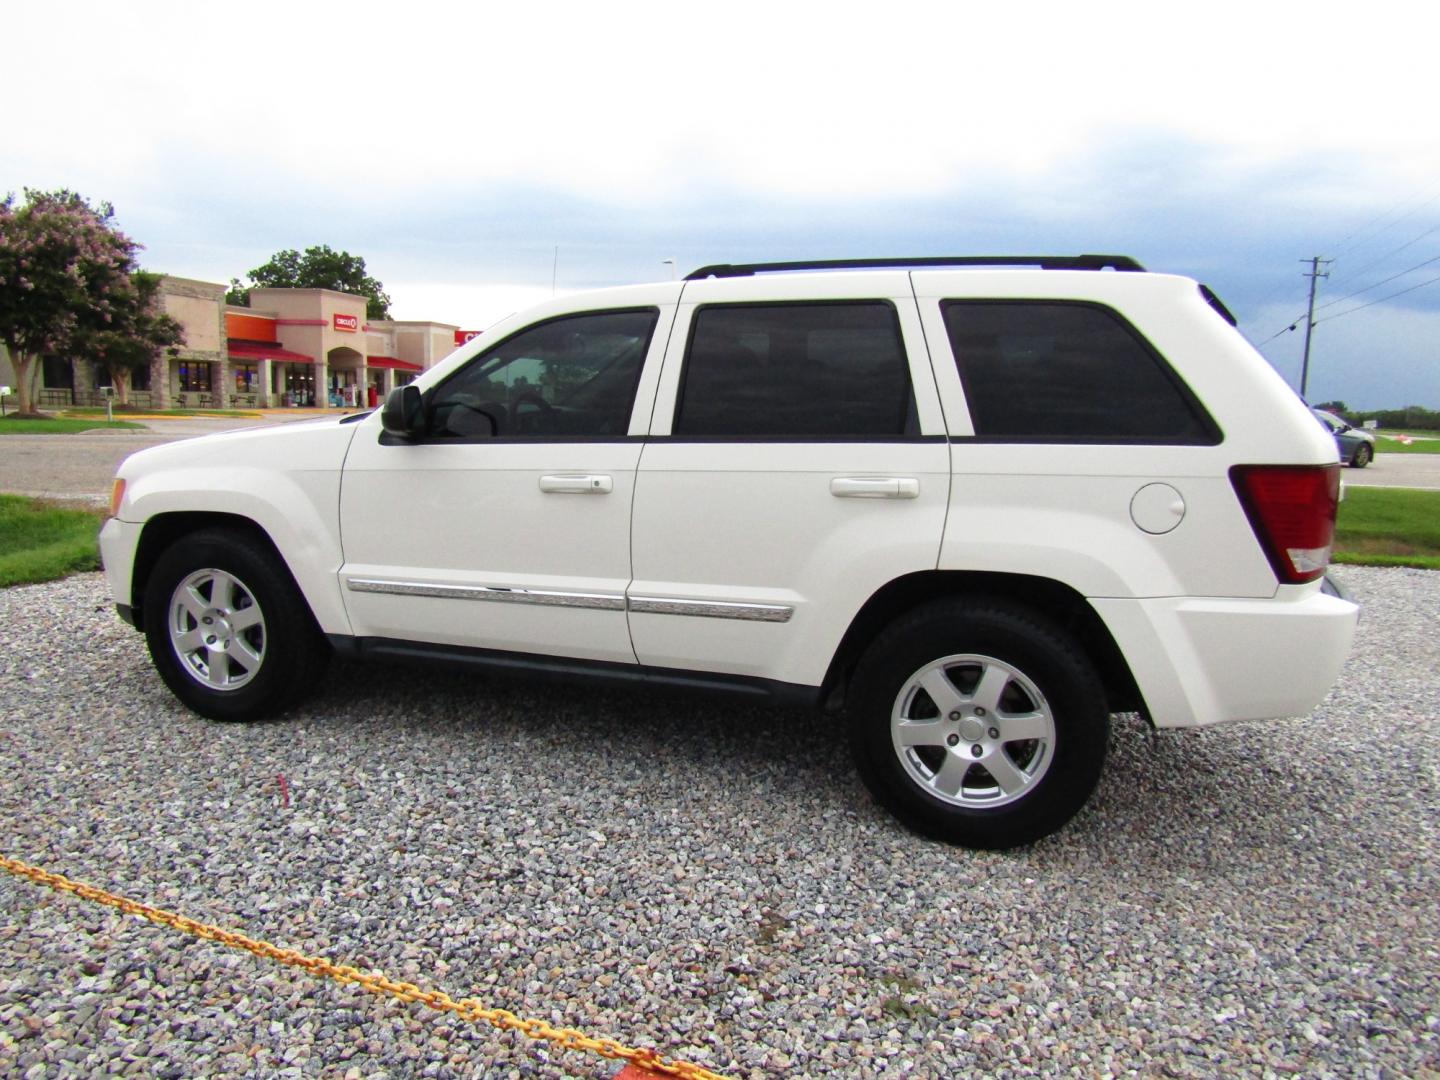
1312;408;1375;468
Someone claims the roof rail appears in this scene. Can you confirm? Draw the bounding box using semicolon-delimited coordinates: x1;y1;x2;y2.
685;255;1146;280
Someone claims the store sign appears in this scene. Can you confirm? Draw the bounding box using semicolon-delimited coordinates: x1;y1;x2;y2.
333;313;359;332
454;330;481;346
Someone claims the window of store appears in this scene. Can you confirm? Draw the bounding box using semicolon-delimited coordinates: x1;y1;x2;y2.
233;364;259;394
277;364;316;406
177;361;213;393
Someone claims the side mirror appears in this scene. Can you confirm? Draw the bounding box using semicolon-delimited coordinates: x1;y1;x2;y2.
381;384;424;439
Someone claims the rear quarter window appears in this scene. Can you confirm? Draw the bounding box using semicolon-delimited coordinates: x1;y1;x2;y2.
941;300;1219;444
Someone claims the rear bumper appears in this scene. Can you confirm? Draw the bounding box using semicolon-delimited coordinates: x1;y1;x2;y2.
1092;584;1359;728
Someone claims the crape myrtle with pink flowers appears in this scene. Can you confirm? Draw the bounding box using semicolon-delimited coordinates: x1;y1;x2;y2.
0;189;182;416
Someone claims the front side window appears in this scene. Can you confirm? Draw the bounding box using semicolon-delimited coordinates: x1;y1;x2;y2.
941;301;1218;443
427;308;658;439
674;302;915;438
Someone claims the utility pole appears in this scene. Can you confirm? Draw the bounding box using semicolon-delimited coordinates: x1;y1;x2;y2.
1299;256;1332;399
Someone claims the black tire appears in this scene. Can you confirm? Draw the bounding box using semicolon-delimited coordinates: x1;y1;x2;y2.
848;599;1108;849
1351;443;1372;468
142;527;328;721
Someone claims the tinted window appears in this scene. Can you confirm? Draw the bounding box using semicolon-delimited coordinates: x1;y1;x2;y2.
942;301;1217;443
675;302;915;437
426;309;657;438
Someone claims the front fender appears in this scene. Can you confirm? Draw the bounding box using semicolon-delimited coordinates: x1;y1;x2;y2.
121;467;351;635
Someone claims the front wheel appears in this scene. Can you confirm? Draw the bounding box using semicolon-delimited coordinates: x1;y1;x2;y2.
848;600;1109;849
1351;443;1372;468
142;528;328;721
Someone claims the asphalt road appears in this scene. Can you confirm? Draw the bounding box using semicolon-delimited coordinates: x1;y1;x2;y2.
3;420;1438;505
1344;450;1440;490
0;416;287;504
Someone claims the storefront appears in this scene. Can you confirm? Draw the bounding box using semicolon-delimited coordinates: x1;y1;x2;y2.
364;356;422;406
226;340;317;408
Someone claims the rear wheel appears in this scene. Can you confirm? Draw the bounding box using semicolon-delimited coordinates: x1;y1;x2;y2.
848;599;1108;849
142;528;327;721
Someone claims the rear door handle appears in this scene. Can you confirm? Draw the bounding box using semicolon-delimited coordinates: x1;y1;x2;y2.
830;476;920;499
539;474;613;494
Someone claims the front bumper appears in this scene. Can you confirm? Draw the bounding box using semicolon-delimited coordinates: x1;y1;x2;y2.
99;517;143;630
1092;584;1360;728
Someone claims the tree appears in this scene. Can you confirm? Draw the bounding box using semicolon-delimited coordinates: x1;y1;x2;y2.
229;244;392;320
0;189;139;416
71;271;184;406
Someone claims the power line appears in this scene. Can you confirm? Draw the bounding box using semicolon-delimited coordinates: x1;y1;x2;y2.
1314;252;1440;312
1326;179;1440;262
1325;220;1440;292
1314;270;1440;325
1256;320;1302;347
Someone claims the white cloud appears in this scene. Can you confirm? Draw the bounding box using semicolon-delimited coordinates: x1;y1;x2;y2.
5;0;1438;409
7;1;1438;207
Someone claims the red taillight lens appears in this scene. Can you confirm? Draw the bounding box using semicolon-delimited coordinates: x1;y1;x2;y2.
1230;464;1340;584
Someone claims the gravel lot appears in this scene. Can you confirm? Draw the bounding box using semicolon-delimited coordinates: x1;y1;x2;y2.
1;568;1436;1079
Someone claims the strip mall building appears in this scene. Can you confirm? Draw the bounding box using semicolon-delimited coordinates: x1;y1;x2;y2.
25;276;470;410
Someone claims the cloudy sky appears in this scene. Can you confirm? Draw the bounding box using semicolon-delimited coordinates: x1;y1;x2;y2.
6;1;1438;409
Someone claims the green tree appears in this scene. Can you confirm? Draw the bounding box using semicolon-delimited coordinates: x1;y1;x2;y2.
229;244;392;320
72;271;184;406
0;189;139;416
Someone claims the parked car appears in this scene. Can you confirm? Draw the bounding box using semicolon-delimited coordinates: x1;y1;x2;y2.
1312;408;1375;467
100;255;1358;849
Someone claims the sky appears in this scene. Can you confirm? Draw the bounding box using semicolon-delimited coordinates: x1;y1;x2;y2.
5;0;1439;410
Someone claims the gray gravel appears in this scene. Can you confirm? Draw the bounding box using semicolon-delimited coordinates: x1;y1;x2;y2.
1;568;1437;1078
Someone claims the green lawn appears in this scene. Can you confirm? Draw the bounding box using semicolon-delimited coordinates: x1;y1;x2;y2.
0;495;106;587
1;416;144;433
1332;487;1440;570
1374;436;1440;454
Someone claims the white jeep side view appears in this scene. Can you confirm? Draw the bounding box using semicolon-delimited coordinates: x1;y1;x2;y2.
101;256;1359;849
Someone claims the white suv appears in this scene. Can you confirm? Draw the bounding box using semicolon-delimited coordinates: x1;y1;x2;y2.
100;256;1358;848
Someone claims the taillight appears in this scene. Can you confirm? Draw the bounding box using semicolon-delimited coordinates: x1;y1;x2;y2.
1230;464;1340;585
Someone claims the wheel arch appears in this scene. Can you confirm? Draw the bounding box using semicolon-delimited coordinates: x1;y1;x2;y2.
822;570;1145;717
130;513;311;633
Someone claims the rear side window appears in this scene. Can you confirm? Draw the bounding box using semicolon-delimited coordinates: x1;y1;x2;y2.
941;301;1218;443
674;302;916;438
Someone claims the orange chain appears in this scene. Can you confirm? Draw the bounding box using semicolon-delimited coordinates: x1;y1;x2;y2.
0;852;732;1080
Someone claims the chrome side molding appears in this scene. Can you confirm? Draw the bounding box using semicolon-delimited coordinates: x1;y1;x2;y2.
345;578;794;623
626;596;793;623
345;578;626;611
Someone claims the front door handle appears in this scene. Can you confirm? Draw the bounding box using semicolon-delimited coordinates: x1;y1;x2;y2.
830;476;920;499
540;474;613;494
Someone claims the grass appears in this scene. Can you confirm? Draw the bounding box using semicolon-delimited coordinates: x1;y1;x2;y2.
1;416;144;433
0;495;106;587
1374;436;1440;454
1333;487;1440;570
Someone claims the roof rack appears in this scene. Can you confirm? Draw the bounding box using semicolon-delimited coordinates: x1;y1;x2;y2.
685;254;1145;280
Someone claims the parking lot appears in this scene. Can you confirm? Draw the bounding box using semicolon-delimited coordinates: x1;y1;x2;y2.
1;565;1436;1077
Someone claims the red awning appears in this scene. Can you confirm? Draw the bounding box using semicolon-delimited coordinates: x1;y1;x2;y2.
366;356;422;371
228;340;316;364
